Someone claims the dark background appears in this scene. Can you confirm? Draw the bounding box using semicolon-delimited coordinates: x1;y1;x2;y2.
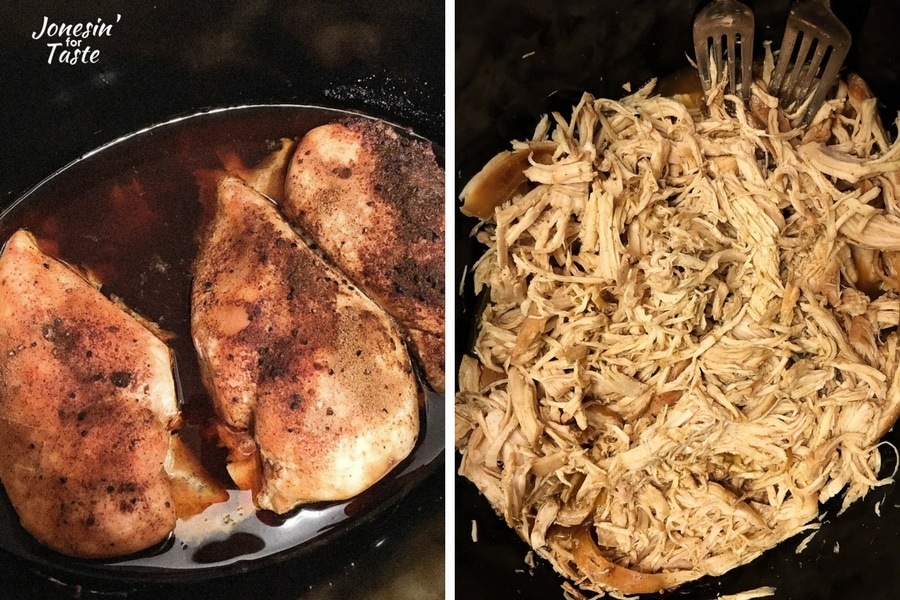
0;1;444;599
0;0;445;205
455;0;900;599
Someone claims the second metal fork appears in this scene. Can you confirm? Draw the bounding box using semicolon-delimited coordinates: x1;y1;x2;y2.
693;0;756;104
768;0;851;124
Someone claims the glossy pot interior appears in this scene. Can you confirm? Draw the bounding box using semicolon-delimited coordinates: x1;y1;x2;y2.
455;1;900;598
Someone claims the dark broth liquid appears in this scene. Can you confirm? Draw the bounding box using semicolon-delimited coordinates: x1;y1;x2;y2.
1;111;282;488
0;106;443;575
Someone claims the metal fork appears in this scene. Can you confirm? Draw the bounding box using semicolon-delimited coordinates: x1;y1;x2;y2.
768;0;851;125
693;0;756;104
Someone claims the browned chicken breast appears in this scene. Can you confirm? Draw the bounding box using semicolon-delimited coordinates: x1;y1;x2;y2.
283;119;445;392
191;176;419;514
0;229;179;558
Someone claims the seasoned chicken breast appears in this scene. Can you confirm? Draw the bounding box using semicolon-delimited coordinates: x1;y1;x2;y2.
191;176;419;514
0;229;179;558
283;119;445;392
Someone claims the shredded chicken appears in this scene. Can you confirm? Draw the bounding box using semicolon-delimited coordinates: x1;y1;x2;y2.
456;57;900;597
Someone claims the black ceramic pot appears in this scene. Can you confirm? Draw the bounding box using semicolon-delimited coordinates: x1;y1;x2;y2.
0;2;445;599
455;1;900;598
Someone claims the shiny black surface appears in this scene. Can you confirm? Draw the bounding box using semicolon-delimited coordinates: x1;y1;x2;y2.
455;1;900;598
0;1;444;598
2;465;444;600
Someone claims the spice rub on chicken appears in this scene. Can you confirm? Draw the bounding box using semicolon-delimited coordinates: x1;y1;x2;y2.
284;118;446;393
191;176;419;514
0;230;181;558
456;63;900;597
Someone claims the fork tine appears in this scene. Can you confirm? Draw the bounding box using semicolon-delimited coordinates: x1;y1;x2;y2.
740;29;753;99
769;29;797;94
712;34;724;87
794;40;828;105
782;33;814;104
727;34;738;96
696;36;712;91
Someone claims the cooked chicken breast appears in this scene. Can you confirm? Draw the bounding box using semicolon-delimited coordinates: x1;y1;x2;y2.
191;175;419;514
0;229;179;558
283;119;445;392
407;328;445;394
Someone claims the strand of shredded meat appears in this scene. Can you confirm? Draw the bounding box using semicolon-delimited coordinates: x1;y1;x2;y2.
456;56;900;598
